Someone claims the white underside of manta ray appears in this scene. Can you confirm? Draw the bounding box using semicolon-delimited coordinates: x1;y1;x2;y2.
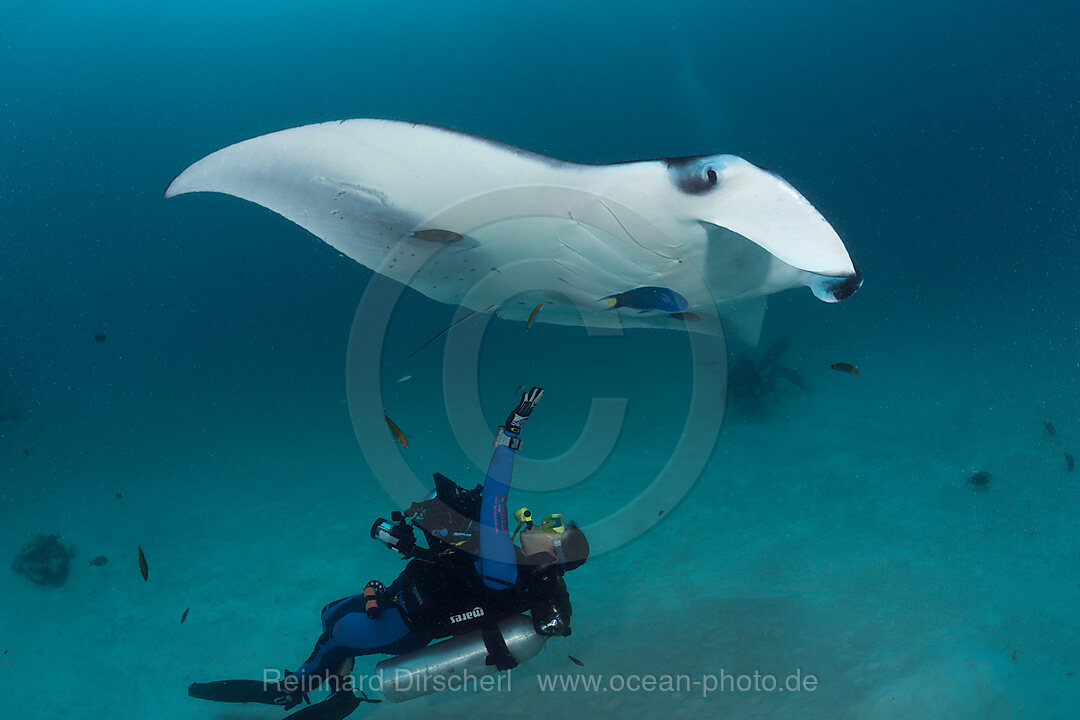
165;119;861;343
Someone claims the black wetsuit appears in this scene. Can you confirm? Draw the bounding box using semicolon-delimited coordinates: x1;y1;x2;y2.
390;545;572;640
292;427;571;684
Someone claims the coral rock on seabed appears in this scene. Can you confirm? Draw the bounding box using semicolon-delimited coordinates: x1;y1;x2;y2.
968;471;991;492
11;534;75;587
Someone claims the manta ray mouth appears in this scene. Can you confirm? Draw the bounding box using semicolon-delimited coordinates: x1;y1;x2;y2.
817;262;863;302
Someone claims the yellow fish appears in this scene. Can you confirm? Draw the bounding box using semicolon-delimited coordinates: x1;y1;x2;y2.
384;415;409;448
409;229;463;243
526;303;544;331
830;362;859;376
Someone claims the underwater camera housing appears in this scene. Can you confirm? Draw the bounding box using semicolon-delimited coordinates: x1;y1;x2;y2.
369;472;479;557
370;512;418;556
406;473;483;551
372;473;483;558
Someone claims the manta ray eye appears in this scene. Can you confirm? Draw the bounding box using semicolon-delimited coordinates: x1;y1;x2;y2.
706;168;718;185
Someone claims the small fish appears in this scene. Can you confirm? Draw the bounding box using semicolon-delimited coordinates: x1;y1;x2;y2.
568;655;585;667
658;510;664;517
409;229;463;243
397;375;412;383
1045;421;1057;437
115;492;123;500
384;415;409;448
526;303;544;331
1067;453;1075;472
968;471;991;488
94;332;106;342
181;608;190;624
513;384;527;395
668;311;700;321
830;362;859;375
601;286;688;313
22;448;30;457
138;545;148;581
89;555;109;567
2;650;7;655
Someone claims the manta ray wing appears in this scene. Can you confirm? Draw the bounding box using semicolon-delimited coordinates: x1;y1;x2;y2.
165;120;860;339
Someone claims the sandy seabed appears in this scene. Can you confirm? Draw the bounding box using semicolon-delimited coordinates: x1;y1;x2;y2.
2;318;1077;720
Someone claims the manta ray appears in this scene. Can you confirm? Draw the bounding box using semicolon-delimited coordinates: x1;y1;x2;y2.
165;120;861;342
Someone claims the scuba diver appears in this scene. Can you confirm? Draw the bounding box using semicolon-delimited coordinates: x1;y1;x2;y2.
189;387;590;719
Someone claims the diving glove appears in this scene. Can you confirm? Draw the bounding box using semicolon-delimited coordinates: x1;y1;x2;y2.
503;387;544;434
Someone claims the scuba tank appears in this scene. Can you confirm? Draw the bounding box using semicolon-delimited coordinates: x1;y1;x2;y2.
375;614;546;702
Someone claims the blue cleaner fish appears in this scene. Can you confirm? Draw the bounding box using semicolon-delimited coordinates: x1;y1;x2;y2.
601;286;688;313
